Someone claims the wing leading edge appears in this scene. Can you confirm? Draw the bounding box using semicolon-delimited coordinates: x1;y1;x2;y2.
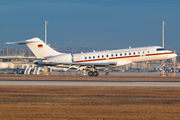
34;61;117;66
34;59;132;70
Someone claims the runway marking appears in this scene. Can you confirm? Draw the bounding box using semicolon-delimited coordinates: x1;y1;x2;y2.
0;80;180;87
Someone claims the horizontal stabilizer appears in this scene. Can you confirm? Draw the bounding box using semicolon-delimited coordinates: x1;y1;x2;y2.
5;40;38;45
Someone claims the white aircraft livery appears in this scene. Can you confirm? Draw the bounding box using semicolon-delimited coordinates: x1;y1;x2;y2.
6;37;177;76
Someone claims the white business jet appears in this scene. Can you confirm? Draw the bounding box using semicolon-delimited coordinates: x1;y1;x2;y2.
6;37;177;76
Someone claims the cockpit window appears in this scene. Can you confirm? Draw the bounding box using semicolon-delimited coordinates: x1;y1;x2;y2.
157;48;167;51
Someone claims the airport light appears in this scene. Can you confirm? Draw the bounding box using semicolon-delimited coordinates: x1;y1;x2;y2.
162;20;166;48
7;47;8;56
174;50;176;76
44;21;49;44
44;21;48;75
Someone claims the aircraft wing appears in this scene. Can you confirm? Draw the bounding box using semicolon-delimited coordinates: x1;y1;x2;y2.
35;59;132;69
35;61;117;67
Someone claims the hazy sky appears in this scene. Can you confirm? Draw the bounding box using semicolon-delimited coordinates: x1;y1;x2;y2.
1;0;180;51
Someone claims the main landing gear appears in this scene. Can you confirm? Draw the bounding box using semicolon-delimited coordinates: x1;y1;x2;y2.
88;71;99;77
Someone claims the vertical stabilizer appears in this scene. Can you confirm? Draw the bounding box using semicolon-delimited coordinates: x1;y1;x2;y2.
6;37;64;59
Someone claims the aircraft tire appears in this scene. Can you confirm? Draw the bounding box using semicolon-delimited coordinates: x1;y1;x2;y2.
88;71;93;77
162;66;166;70
93;71;99;77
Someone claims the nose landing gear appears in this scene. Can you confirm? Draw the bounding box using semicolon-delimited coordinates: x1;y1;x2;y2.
88;71;99;77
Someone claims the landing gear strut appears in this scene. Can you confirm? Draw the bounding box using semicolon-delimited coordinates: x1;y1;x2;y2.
161;59;166;75
88;71;99;77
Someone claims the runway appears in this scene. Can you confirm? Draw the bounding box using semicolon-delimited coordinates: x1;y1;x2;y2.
0;80;180;87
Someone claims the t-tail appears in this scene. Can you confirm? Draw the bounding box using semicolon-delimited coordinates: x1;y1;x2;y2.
5;37;64;59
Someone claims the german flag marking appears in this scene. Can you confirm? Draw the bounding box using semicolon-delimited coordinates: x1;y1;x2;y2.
38;44;43;48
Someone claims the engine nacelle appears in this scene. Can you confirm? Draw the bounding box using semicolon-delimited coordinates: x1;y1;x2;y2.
46;54;72;62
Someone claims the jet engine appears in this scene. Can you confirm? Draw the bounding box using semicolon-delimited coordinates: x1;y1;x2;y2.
46;54;73;62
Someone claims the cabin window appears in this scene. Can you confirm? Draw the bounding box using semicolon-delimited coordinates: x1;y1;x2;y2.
143;51;144;54
129;53;131;55
147;51;149;53
85;57;87;59
98;56;100;58
89;56;91;59
102;55;104;58
138;52;140;54
124;53;126;56
106;55;108;58
116;54;118;56
133;52;135;55
157;48;167;51
120;54;122;56
93;56;95;59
